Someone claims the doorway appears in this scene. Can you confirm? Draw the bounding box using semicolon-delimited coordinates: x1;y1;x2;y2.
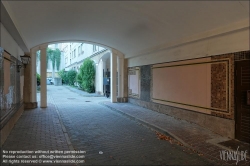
235;60;250;142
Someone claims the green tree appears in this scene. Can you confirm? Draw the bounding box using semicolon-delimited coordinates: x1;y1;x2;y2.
67;70;77;86
47;48;61;79
77;58;95;93
36;73;40;85
58;69;68;84
36;48;61;71
76;69;83;88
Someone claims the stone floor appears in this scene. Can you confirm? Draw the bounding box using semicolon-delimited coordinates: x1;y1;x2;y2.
2;85;249;165
2;95;70;166
101;101;250;166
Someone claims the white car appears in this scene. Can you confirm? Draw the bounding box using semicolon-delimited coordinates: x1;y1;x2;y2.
46;78;54;85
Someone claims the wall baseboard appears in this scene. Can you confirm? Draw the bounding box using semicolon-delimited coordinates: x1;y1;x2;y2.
1;104;24;146
24;102;37;109
117;97;128;103
128;98;235;138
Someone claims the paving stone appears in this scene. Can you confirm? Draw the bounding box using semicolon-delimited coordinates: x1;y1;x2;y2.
101;101;250;166
5;85;245;165
49;86;212;165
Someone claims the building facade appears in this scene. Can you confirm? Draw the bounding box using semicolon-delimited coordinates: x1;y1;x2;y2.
37;42;110;94
60;42;105;72
59;42;110;95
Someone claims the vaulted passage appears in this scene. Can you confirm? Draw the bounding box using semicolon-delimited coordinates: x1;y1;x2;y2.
1;1;249;165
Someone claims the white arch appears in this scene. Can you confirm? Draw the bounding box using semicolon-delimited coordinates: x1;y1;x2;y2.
28;40;125;107
31;40;125;55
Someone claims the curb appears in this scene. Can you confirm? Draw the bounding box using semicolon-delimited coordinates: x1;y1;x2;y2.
99;102;192;149
65;86;103;97
49;95;75;151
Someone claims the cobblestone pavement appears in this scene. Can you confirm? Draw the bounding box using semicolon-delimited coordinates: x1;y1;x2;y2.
2;94;70;165
4;85;247;165
101;102;250;166
49;86;213;165
64;86;103;97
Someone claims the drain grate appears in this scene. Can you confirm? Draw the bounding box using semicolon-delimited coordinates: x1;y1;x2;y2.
218;139;250;152
85;101;91;102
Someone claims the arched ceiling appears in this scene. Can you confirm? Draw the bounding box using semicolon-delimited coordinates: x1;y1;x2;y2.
2;1;249;58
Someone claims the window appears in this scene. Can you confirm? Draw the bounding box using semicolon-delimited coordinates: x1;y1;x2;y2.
81;43;84;54
74;49;76;58
63;45;68;53
78;46;81;56
93;45;97;52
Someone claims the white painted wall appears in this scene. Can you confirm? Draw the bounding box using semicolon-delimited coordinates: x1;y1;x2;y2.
62;42;105;71
128;23;249;67
0;23;24;59
95;60;104;94
91;50;111;95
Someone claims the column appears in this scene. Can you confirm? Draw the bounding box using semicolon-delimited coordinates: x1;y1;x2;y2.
98;59;103;94
102;59;106;95
95;61;99;93
23;53;31;107
117;55;124;99
110;49;117;103
40;44;48;107
30;48;38;105
102;59;106;73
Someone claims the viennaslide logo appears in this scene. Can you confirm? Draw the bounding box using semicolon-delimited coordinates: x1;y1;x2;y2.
219;146;247;165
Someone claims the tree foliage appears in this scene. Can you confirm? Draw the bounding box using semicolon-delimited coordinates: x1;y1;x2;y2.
47;48;61;71
36;48;61;71
58;69;68;84
67;70;77;86
58;69;77;86
36;73;41;85
77;58;95;93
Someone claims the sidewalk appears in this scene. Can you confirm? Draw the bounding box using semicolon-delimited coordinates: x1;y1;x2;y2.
64;85;103;97
2;95;70;151
101;101;250;166
2;95;72;165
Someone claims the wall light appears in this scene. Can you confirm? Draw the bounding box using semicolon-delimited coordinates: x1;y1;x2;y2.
17;55;31;72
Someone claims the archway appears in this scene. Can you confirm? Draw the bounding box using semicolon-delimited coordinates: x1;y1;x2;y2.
93;51;111;96
24;40;126;108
